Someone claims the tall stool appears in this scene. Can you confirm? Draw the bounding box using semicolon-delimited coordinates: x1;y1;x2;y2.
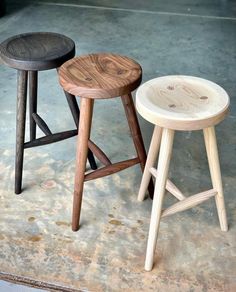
136;75;229;271
58;53;154;231
0;32;98;194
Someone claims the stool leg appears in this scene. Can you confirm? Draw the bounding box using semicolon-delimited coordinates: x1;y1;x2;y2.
145;128;174;271
203;127;228;231
72;97;94;231
15;70;28;194
138;126;162;201
64;90;97;170
121;93;154;198
29;71;38;141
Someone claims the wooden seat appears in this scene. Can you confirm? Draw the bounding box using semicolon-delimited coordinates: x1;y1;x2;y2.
58;53;154;231
136;75;229;131
59;53;142;98
136;75;229;271
0;32;75;70
0;32;97;194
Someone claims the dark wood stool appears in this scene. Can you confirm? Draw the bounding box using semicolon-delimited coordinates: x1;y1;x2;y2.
0;32;97;194
58;53;154;231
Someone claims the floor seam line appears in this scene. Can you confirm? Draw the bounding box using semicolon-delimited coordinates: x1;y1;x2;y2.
36;2;236;21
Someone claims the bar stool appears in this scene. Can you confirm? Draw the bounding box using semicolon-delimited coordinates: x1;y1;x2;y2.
58;53;154;231
136;75;229;271
0;32;97;194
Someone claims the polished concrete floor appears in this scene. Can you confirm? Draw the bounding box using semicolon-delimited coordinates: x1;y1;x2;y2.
0;0;236;291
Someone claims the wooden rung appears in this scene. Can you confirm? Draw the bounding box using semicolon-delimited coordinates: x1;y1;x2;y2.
88;139;112;166
161;189;217;218
32;113;52;135
24;129;77;148
84;157;140;181
149;167;186;201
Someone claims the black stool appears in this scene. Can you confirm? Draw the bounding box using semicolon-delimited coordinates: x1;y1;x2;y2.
0;32;97;194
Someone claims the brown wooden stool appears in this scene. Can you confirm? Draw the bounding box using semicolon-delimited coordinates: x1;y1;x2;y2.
58;53;154;231
0;32;97;194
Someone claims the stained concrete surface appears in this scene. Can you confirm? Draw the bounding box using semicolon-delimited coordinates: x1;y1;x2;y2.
0;280;45;292
0;0;235;291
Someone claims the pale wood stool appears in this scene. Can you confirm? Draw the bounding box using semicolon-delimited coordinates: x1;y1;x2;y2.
58;53;154;231
136;75;229;271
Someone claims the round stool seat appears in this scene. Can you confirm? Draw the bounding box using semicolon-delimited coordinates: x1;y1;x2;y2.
136;75;229;131
0;32;75;70
58;53;142;98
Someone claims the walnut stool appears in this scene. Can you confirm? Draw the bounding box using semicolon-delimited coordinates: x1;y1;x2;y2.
58;53;154;231
0;32;98;194
136;75;229;271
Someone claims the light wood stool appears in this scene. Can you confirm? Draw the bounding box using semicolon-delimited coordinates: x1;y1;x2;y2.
58;53;154;231
136;75;229;271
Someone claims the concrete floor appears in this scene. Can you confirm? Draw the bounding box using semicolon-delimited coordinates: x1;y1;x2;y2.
0;0;235;291
0;280;45;292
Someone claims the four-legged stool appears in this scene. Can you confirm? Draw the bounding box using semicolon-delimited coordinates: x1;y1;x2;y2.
136;75;229;271
58;53;154;231
0;32;98;194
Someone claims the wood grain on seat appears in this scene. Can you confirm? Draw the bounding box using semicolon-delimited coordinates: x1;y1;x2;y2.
58;53;142;98
0;32;75;70
136;75;229;130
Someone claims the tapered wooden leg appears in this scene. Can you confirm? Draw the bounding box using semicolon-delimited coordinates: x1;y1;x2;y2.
121;93;154;198
64;90;97;170
29;71;38;141
138;126;162;201
72;97;94;231
15;70;28;194
203;127;228;231
145;128;174;271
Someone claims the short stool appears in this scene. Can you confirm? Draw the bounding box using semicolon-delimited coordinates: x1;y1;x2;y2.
136;75;229;271
0;32;97;194
58;53;154;231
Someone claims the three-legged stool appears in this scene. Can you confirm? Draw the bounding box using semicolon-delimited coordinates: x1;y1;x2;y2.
58;53;154;231
0;32;97;194
136;75;229;271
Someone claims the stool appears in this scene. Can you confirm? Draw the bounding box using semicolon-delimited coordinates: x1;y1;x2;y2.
136;75;229;271
0;32;97;194
58;53;154;231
